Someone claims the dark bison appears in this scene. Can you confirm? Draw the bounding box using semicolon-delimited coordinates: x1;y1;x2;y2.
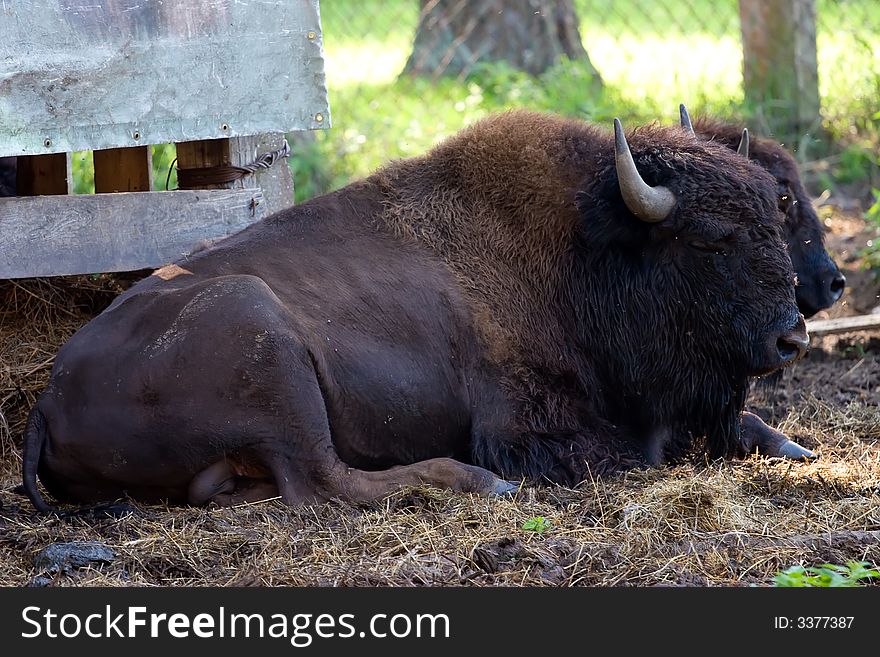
22;110;809;512
679;105;845;317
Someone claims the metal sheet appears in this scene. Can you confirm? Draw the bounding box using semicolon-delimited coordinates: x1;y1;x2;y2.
0;0;330;156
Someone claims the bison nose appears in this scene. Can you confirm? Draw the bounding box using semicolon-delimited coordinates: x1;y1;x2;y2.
829;271;846;304
775;314;809;365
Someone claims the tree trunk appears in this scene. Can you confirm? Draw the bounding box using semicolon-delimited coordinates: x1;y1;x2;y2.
739;0;820;144
404;0;602;84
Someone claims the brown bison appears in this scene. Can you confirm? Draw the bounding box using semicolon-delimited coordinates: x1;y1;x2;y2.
679;105;846;317
22;110;808;512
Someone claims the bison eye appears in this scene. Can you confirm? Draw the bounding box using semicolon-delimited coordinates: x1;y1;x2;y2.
778;193;795;212
689;239;726;254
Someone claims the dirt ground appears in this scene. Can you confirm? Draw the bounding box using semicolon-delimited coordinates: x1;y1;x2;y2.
0;203;878;587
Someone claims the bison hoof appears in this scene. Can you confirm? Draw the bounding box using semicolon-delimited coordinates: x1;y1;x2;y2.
777;440;817;462
491;479;520;497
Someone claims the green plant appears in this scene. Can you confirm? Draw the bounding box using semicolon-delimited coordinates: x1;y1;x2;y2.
521;516;551;533
773;561;880;587
833;144;876;185
858;189;880;271
867;188;880;225
843;341;867;358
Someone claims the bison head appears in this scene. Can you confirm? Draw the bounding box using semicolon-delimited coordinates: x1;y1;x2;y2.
752;143;845;318
573;120;805;461
683;109;846;317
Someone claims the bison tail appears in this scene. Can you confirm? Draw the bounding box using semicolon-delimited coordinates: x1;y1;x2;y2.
21;405;56;513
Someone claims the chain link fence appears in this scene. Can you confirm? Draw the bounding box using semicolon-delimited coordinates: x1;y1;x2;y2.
301;0;878;200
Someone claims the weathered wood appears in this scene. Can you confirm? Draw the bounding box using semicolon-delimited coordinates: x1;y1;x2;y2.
0;1;329;157
0;189;265;278
229;134;294;215
806;314;880;337
94;147;153;193
739;0;820;141
15;154;72;195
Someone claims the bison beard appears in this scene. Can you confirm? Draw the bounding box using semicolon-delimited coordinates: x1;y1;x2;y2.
22;110;805;511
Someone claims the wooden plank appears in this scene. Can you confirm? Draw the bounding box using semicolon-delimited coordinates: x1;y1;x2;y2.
0;189;265;278
739;0;820;141
15;153;72;195
94;146;153;193
806;314;880;337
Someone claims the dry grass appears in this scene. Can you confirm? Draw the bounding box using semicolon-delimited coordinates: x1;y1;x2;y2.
1;276;879;588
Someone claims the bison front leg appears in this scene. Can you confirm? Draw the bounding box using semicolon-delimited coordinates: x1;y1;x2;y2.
740;411;817;461
331;458;519;502
268;450;518;506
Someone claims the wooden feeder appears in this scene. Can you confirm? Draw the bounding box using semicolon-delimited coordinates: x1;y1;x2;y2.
0;0;330;278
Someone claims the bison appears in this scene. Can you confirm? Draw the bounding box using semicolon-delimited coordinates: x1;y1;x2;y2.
22;110;809;512
678;105;846;317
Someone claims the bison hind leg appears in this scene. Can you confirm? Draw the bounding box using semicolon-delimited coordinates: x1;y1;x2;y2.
188;460;280;506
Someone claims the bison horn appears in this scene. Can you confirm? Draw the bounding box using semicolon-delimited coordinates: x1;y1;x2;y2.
679;103;695;136
737;128;750;158
613;118;677;223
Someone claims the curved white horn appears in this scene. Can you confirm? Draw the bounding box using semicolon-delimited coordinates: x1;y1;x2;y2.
613;118;677;223
737;128;749;158
679;103;695;136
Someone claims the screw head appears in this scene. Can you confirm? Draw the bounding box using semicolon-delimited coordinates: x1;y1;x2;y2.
307;30;317;40
315;113;324;123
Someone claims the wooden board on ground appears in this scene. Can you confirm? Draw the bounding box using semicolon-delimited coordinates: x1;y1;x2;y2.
806;314;880;336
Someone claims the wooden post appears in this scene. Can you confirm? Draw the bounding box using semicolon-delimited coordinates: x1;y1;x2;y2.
0;189;266;278
94;146;153;193
176;134;293;215
739;0;821;144
175;140;231;190
15;153;72;195
229;134;294;215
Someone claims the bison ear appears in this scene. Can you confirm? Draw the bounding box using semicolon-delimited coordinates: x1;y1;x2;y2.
613;118;677;223
736;128;749;158
679;103;696;137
